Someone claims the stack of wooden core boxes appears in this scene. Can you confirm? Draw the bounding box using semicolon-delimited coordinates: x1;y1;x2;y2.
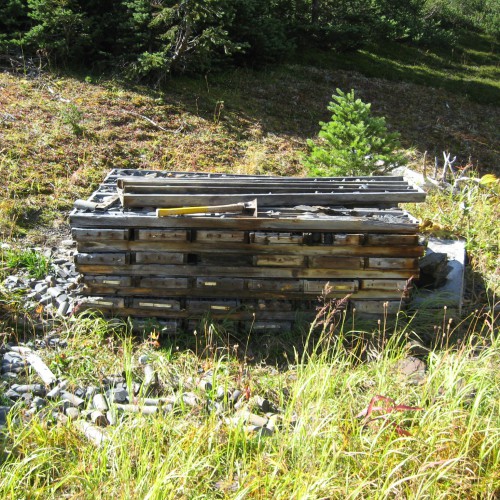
70;169;426;332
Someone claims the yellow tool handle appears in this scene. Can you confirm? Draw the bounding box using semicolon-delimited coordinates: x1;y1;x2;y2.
157;203;245;217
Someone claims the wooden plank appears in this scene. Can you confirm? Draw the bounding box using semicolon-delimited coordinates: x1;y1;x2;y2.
139;277;189;288
83;276;132;287
303;280;358;293
135;252;185;264
83;285;406;300
83;297;125;308
251;232;304;244
72;229;129;240
333;234;363;245
351;300;403;314
76;240;425;258
118;178;411;187
247;279;301;292
245;300;293;311
131;299;181;310
70;212;419;233
366;234;419;246
245;321;292;331
367;258;418;270
253;255;306;267
197;254;252;266
116;174;406;184
196;277;244;290
308;256;364;269
77;305;310;321
186;300;239;313
361;279;409;291
75;253;127;265
121;185;417;195
76;264;417;279
136;229;188;241
196;230;245;242
120;192;426;208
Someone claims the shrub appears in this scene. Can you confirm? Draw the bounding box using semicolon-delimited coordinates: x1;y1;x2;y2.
303;89;406;177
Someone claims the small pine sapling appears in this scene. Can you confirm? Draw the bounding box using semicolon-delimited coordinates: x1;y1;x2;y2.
304;89;406;177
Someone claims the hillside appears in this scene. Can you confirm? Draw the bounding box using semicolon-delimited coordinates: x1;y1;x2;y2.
0;35;499;499
1;39;499;241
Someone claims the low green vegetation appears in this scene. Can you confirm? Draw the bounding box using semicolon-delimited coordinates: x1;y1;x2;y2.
328;32;500;106
0;311;498;498
1;248;50;280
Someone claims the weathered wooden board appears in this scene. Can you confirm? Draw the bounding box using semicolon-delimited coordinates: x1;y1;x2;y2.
134;252;185;264
83;275;133;287
75;264;418;279
136;229;189;241
303;280;358;293
253;255;306;267
251;232;304;245
131;299;181;310
361;279;409;291
366;257;418;270
196;230;246;242
366;234;419;246
308;256;364;269
75;239;425;258
186;299;239;313
70;212;419;233
139;277;189;288
120;192;426;208
195;277;245;290
72;229;129;240
351;300;403;315
83;285;404;300
75;253;127;265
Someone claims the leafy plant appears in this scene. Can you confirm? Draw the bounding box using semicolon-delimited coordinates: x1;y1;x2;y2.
303;88;406;176
1;247;50;279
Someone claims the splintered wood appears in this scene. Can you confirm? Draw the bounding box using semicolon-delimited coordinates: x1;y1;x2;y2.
70;169;426;331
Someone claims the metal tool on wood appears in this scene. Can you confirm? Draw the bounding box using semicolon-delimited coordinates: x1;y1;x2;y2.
156;198;257;217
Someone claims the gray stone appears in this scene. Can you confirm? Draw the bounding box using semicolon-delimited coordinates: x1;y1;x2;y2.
47;286;64;298
39;294;53;305
45;275;56;286
230;389;242;405
60;391;85;407
34;283;48;294
65;407;80;419
11;384;45;396
396;356;427;385
109;388;128;404
31;396;46;409
55;294;69;305
5;388;21;400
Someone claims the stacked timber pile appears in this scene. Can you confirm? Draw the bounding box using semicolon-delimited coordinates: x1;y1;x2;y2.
70;169;426;331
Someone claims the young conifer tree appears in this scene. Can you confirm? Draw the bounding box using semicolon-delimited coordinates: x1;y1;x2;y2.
304;89;406;177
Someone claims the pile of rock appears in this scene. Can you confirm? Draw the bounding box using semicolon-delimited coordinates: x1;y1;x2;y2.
1;341;285;442
1;241;82;319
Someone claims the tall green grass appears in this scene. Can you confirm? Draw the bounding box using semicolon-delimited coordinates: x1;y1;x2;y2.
1;310;498;499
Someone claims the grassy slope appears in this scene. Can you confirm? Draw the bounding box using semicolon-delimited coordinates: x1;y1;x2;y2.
0;33;499;241
0;33;499;499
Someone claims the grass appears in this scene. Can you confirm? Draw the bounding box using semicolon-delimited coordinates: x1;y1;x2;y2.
0;248;50;280
406;174;500;295
322;32;500;106
0;29;498;241
0;308;499;498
